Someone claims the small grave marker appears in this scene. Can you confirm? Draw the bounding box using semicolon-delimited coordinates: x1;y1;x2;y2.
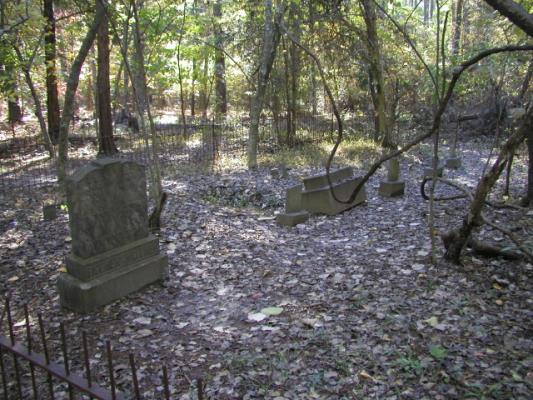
379;157;405;197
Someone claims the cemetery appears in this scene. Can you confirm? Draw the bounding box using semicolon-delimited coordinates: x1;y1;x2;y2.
0;0;532;399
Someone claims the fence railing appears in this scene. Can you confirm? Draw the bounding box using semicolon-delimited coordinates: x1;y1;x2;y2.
0;297;205;399
0;113;343;192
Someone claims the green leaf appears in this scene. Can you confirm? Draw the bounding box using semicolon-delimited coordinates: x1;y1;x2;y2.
425;316;439;327
430;345;447;360
260;307;284;316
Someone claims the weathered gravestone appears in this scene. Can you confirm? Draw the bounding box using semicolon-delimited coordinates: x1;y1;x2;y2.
379;157;405;197
301;167;366;215
58;158;168;313
276;184;309;227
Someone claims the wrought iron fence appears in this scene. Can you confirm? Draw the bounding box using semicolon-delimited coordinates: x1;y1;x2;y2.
0;113;347;193
0;297;205;399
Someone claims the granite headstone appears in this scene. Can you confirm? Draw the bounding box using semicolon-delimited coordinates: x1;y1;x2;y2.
57;158;168;313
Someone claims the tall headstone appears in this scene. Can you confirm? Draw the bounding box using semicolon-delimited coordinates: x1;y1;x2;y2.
58;158;168;313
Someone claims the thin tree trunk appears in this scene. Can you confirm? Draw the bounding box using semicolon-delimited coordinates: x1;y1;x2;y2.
451;0;464;57
44;0;61;145
361;0;392;147
191;57;196;117
518;58;532;101
130;0;165;230
176;3;187;134
308;1;317;115
96;0;117;155
282;38;293;145
213;0;227;117
247;0;283;169
288;1;300;142
13;45;54;157
525;128;533;206
200;54;209;119
57;5;106;183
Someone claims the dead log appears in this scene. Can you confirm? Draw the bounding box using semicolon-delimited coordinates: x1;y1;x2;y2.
441;230;523;260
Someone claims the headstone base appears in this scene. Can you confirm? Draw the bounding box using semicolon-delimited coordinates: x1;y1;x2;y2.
58;236;168;313
276;211;309;227
379;180;405;197
423;166;444;178
445;158;462;169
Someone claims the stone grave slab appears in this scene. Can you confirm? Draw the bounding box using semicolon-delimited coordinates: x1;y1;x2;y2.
58;158;168;313
301;168;366;215
302;166;353;191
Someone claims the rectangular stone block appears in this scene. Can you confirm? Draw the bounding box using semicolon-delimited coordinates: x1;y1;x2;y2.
379;181;405;197
58;253;168;313
445;158;462;169
302;177;366;215
302;167;353;191
66;235;161;281
276;211;309;227
285;184;303;213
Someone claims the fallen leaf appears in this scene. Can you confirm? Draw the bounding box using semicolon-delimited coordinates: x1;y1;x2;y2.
359;370;375;381
248;312;267;322
260;307;283;316
425;316;439;328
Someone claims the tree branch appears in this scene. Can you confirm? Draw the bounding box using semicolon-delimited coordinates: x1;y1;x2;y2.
484;0;533;37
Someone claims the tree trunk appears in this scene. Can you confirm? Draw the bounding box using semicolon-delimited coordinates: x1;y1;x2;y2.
213;0;227;117
13;46;54;157
7;94;22;123
200;54;209;119
445;106;532;263
247;0;283;169
96;0;117;156
122;3;132;112
282;38;293;145
423;0;430;24
518;57;532;101
131;0;165;230
308;1;317;115
44;0;61;145
525;130;533;207
361;0;392;147
176;3;187;134
451;0;464;57
57;5;106;183
191;57;196;117
288;1;300;145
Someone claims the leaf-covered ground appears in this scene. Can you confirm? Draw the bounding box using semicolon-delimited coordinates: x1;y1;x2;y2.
0;138;532;399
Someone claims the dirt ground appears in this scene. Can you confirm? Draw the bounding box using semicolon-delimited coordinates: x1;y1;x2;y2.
0;138;532;399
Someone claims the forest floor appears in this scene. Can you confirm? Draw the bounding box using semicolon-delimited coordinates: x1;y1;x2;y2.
0;136;532;399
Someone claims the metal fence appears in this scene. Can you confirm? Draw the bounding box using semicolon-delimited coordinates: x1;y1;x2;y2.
0;297;205;399
0;113;351;193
